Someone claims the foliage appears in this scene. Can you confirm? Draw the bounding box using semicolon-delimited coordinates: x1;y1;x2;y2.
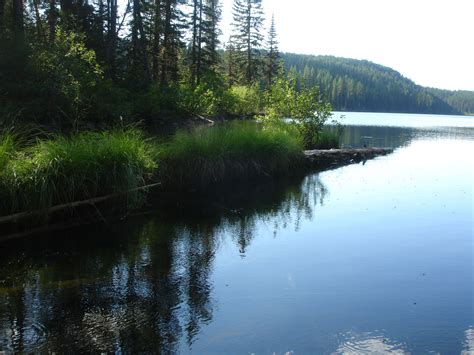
261;74;334;149
230;0;265;84
264;14;280;86
31;30;105;125
159;122;304;187
0;129;158;215
0;134;18;171
225;86;262;116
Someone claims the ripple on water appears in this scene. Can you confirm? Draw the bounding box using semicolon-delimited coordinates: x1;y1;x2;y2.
335;331;407;354
0;318;49;352
462;327;474;355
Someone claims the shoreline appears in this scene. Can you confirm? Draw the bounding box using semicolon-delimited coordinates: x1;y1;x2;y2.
0;147;393;241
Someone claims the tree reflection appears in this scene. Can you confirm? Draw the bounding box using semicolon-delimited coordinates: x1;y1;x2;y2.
0;173;328;352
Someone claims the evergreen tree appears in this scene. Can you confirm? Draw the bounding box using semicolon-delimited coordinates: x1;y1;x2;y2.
131;0;152;84
265;13;279;85
224;37;239;85
231;0;264;84
188;0;221;86
151;0;162;81
201;0;221;72
160;0;186;85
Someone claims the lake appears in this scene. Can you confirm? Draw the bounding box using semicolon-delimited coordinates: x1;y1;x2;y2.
0;112;473;353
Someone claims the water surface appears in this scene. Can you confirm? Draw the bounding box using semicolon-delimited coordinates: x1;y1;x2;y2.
0;112;473;353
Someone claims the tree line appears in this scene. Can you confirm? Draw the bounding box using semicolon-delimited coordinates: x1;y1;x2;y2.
0;0;281;126
282;53;473;115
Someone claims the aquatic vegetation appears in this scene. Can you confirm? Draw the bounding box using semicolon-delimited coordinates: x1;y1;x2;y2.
159;122;304;187
0;129;158;215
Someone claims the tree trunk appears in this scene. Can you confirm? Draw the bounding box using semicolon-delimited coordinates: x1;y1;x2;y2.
0;0;5;35
12;0;24;39
152;0;161;81
107;0;117;78
137;0;151;83
190;0;197;86
48;0;56;41
196;0;203;85
246;1;251;83
160;0;172;85
32;0;45;41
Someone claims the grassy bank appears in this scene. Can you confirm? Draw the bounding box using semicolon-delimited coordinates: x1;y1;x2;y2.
0;123;340;218
0;129;157;215
158;122;305;188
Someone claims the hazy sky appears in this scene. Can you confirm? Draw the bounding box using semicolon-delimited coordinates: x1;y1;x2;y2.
220;0;474;91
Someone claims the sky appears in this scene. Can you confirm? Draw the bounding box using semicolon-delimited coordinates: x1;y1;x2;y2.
220;0;474;91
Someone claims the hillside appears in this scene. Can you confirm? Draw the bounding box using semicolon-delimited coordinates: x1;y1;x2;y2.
425;88;474;115
282;53;474;115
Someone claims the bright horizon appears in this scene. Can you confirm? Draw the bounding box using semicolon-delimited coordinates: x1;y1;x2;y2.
220;0;474;91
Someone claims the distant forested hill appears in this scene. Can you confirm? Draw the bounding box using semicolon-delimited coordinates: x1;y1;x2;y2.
282;53;474;115
425;89;474;115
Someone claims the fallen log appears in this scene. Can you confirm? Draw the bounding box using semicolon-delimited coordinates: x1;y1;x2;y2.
0;182;161;225
304;147;394;170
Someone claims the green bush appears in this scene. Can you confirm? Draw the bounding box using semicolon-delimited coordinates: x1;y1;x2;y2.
261;74;334;149
226;86;262;116
29;30;105;125
0;129;158;215
159;122;304;187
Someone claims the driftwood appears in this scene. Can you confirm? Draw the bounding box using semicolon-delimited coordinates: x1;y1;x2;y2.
304;147;393;170
0;183;161;225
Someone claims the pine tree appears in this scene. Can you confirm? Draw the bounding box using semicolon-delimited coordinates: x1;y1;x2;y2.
231;0;264;84
188;0;221;86
160;0;185;85
189;0;200;85
265;13;279;85
131;0;152;84
151;0;162;81
224;37;239;85
201;0;221;71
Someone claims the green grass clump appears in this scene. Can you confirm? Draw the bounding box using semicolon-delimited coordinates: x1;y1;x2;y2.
0;129;158;215
0;133;18;171
309;129;341;150
159;122;304;187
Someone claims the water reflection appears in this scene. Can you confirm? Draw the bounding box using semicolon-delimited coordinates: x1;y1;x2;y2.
334;124;474;148
1;112;473;353
462;327;474;354
335;331;407;354
0;174;328;352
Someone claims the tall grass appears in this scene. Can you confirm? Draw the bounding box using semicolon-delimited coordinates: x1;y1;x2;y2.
0;129;157;215
0;133;17;171
159;122;304;188
309;128;341;150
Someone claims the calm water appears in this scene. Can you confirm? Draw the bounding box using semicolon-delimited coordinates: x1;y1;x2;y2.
1;112;473;353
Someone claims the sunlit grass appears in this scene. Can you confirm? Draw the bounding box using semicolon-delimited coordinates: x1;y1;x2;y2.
159;122;304;187
0;129;158;215
0;133;18;171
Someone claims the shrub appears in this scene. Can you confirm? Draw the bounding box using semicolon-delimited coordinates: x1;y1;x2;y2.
261;74;334;149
